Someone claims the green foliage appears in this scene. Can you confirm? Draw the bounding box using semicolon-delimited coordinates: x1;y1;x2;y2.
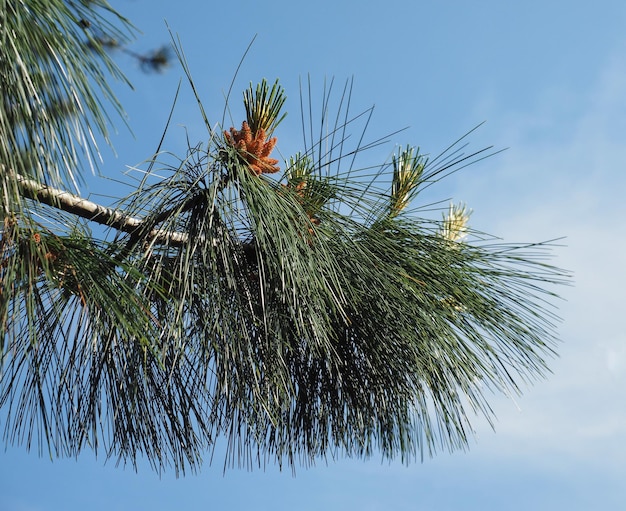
0;0;131;197
244;79;287;137
0;2;569;474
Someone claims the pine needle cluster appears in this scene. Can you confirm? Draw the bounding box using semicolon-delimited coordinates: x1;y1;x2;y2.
0;2;569;474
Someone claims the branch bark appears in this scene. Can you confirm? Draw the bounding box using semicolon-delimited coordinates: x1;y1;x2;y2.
13;172;190;245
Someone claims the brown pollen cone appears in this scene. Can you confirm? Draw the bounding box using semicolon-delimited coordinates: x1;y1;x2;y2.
224;121;280;175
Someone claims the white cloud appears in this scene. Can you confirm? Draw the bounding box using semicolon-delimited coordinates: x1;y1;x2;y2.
446;47;626;471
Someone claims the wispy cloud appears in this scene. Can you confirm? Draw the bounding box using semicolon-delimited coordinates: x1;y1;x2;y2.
447;46;626;472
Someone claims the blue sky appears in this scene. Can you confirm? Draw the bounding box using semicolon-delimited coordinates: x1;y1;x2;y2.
2;1;626;509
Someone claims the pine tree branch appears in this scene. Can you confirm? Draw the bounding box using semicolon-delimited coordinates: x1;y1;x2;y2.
11;171;189;245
